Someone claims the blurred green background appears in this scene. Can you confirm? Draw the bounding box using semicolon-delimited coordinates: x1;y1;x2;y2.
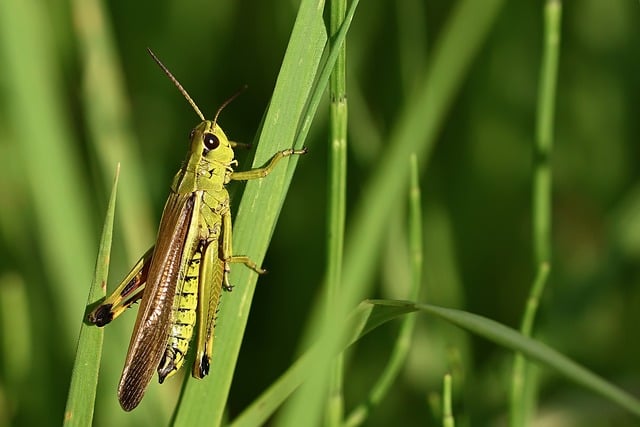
1;0;639;426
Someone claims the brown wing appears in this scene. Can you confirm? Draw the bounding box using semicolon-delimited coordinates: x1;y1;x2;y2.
117;192;195;411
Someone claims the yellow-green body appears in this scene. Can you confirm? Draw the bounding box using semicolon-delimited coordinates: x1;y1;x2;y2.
87;50;306;411
156;120;233;383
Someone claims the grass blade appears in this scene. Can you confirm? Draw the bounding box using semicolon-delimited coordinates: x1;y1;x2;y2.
371;300;640;418
63;164;120;426
171;1;327;425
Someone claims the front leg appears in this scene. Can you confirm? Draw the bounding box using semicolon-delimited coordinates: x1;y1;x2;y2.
230;147;307;181
220;209;266;291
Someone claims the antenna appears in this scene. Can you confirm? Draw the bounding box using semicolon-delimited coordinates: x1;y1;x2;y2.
212;85;248;126
147;48;205;121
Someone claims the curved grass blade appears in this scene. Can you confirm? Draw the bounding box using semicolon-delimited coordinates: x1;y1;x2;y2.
372;300;640;418
63;164;120;426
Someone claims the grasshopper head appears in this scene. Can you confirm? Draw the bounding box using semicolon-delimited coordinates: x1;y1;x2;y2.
173;120;235;193
189;120;235;165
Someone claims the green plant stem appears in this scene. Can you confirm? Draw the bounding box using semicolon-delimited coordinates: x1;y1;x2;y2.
510;263;550;426
510;1;561;426
533;0;560;266
325;0;348;426
442;374;454;427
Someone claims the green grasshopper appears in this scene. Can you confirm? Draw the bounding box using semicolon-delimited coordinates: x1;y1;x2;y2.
87;49;306;411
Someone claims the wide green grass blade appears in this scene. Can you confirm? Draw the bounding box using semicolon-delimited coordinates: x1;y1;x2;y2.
63;164;119;426
171;1;327;425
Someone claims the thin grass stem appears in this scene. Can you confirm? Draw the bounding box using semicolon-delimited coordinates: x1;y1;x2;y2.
510;1;561;425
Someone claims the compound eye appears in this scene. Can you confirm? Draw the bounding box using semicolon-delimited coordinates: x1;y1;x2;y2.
203;133;220;150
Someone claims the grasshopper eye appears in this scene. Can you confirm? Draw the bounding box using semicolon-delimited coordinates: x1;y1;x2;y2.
203;133;220;150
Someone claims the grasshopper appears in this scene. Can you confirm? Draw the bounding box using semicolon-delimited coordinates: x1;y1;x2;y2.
87;49;306;411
